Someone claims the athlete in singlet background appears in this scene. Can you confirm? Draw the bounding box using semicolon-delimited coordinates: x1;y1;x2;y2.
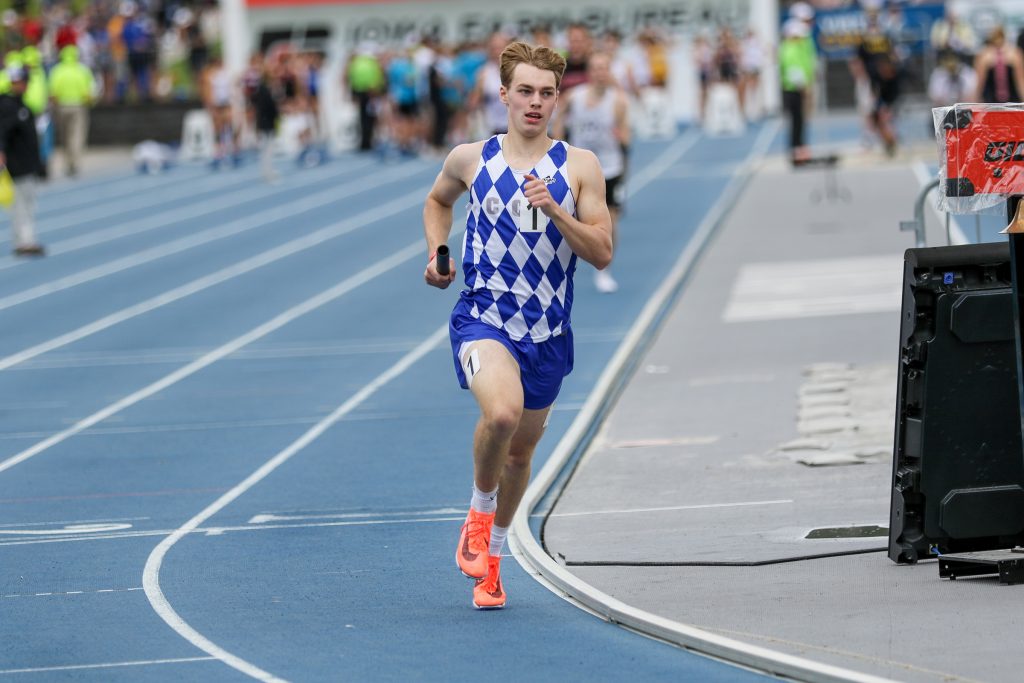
200;52;236;167
554;51;629;293
423;41;613;610
469;32;513;137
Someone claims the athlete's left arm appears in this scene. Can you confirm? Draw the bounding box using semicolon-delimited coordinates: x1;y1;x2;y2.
613;90;631;147
550;89;572;141
523;147;612;269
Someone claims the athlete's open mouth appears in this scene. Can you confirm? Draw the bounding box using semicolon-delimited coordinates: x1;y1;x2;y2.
525;112;542;120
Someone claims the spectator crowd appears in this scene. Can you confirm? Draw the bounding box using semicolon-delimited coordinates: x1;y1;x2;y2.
342;24;672;157
0;0;221;103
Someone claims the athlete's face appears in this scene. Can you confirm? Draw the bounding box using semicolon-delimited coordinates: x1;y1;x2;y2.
587;53;612;87
501;63;558;136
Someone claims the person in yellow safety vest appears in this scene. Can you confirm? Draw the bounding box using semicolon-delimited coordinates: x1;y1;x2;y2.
20;46;51;174
48;45;95;177
0;51;23;95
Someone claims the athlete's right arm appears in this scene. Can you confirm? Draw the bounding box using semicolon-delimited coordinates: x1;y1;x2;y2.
550;89;572;140
423;142;478;289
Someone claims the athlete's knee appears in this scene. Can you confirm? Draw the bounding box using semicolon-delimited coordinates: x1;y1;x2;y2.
505;449;533;473
482;404;522;437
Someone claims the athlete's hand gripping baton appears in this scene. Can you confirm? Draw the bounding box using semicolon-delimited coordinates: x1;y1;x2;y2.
435;245;450;276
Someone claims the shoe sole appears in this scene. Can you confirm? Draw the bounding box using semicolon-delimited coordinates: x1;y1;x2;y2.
472;599;506;610
456;560;486;581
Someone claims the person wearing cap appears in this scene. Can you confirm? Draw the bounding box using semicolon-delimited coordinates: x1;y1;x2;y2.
20;46;50;174
346;42;385;151
0;64;46;256
48;45;95;177
779;18;815;164
788;1;819;114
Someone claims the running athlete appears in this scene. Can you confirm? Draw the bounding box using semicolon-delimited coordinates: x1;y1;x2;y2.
553;51;629;293
423;41;612;610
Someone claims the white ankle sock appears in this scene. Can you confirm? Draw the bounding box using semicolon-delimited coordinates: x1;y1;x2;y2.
470;484;498;514
489;525;508;557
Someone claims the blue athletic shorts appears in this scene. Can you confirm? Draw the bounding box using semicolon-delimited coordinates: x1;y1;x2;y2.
449;306;574;410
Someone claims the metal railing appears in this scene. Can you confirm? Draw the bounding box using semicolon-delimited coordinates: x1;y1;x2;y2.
901;178;984;247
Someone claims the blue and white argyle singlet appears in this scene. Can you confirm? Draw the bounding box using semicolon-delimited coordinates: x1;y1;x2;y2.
459;135;577;343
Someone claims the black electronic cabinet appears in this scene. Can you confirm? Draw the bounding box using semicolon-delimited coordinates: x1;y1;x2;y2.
890;242;1024;563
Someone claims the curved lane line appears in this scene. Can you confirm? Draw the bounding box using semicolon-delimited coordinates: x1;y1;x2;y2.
509;123;897;683
142;326;448;682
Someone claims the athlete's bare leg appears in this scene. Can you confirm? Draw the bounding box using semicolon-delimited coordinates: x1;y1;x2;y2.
495;406;550;528
463;338;551;527
465;339;524;493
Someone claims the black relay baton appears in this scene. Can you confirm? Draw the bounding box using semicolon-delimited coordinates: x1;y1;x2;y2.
435;245;450;276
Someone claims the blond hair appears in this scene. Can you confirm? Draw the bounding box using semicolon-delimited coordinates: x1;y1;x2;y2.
499;41;567;89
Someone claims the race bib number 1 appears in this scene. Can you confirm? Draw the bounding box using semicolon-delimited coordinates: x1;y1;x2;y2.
519;203;549;233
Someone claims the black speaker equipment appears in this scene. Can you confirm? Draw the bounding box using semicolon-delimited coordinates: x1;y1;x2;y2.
890;242;1024;564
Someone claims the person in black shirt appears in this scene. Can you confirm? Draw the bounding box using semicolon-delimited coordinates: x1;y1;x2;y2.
0;65;45;256
249;62;280;183
853;12;901;156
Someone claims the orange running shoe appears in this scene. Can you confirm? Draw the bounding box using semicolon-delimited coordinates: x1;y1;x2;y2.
473;555;506;609
456;508;494;579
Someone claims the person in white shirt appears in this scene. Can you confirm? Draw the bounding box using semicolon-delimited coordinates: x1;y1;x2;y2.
553;51;629;293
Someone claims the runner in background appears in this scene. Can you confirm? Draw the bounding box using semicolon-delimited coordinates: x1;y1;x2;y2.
554;51;629;293
200;50;237;168
468;32;512;137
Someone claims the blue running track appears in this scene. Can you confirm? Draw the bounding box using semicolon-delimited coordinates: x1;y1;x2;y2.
0;127;780;681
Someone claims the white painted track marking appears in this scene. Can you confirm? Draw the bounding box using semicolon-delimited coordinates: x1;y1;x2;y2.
0;186;430;373
9;339;424;370
0;657;216;675
545;499;794;518
0;159;402;271
0;156;376;250
723;255;903;322
3;587;142;599
248;507;464;524
143;325;448;683
0;237;427;474
0;514;466;548
0;515;146;527
0;163;426;304
0;523;132;535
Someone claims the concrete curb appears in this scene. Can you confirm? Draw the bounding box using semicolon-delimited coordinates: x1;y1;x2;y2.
509;123;898;683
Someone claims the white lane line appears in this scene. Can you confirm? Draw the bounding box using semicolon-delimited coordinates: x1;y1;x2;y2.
0;515;147;528
0;513;464;548
143;325;448;683
0;523;132;535
3;587;142;599
544;499;794;519
0;156;375;249
248;507;464;523
0;163;427;306
0;158;393;270
0;170;205;229
0;236;428;475
0;657;217;675
0;167;250;244
12;339;425;370
625;127;702;191
0;185;430;373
